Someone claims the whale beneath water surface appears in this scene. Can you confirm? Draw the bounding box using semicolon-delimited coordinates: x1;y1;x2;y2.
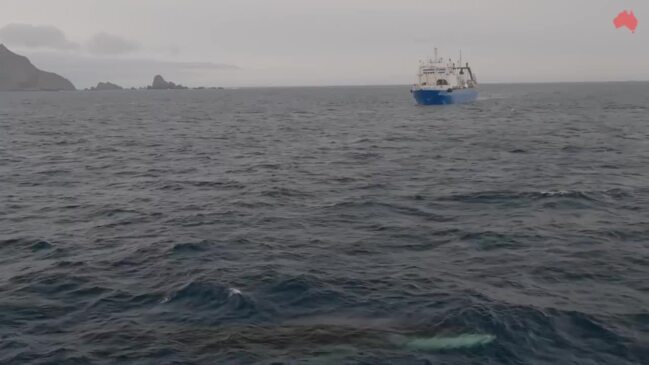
194;318;496;353
396;333;496;351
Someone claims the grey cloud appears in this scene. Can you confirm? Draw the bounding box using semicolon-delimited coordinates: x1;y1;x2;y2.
0;23;78;50
86;33;141;55
5;0;647;85
0;24;142;56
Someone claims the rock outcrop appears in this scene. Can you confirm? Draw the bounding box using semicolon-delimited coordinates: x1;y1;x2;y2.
0;44;75;91
148;74;187;90
89;82;123;91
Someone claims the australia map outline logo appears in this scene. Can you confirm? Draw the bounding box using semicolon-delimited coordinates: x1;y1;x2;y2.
613;10;638;33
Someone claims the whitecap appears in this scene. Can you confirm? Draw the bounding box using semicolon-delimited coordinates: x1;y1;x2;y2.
228;288;242;297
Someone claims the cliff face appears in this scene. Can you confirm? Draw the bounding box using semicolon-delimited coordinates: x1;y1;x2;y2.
0;44;76;91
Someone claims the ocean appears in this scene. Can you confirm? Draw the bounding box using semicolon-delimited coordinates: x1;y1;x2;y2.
1;83;648;364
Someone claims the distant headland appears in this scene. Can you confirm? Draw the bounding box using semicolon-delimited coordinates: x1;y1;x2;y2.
0;44;223;91
0;44;75;91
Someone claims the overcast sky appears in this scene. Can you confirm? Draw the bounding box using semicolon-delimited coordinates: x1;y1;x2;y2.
0;0;647;88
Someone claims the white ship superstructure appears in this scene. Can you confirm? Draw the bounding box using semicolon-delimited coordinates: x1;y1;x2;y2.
411;49;478;105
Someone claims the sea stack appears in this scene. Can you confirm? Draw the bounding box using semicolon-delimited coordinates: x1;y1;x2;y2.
0;44;76;91
148;74;187;90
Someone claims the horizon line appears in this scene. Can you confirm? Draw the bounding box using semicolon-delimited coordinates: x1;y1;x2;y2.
68;79;649;91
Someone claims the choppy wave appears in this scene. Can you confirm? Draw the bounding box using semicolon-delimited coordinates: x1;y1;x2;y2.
1;84;649;364
440;189;631;203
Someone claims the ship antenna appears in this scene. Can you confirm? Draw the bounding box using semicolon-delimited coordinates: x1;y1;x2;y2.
434;47;438;62
459;50;462;67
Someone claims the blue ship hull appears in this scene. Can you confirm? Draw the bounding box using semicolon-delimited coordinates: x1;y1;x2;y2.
412;88;478;105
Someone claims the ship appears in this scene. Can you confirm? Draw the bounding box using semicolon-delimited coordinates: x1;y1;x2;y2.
411;49;478;105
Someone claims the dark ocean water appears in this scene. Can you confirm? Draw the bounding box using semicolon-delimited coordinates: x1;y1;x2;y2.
1;83;648;365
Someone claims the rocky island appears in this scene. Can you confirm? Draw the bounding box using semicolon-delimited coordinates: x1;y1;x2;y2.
148;74;187;90
89;82;123;91
0;44;75;91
